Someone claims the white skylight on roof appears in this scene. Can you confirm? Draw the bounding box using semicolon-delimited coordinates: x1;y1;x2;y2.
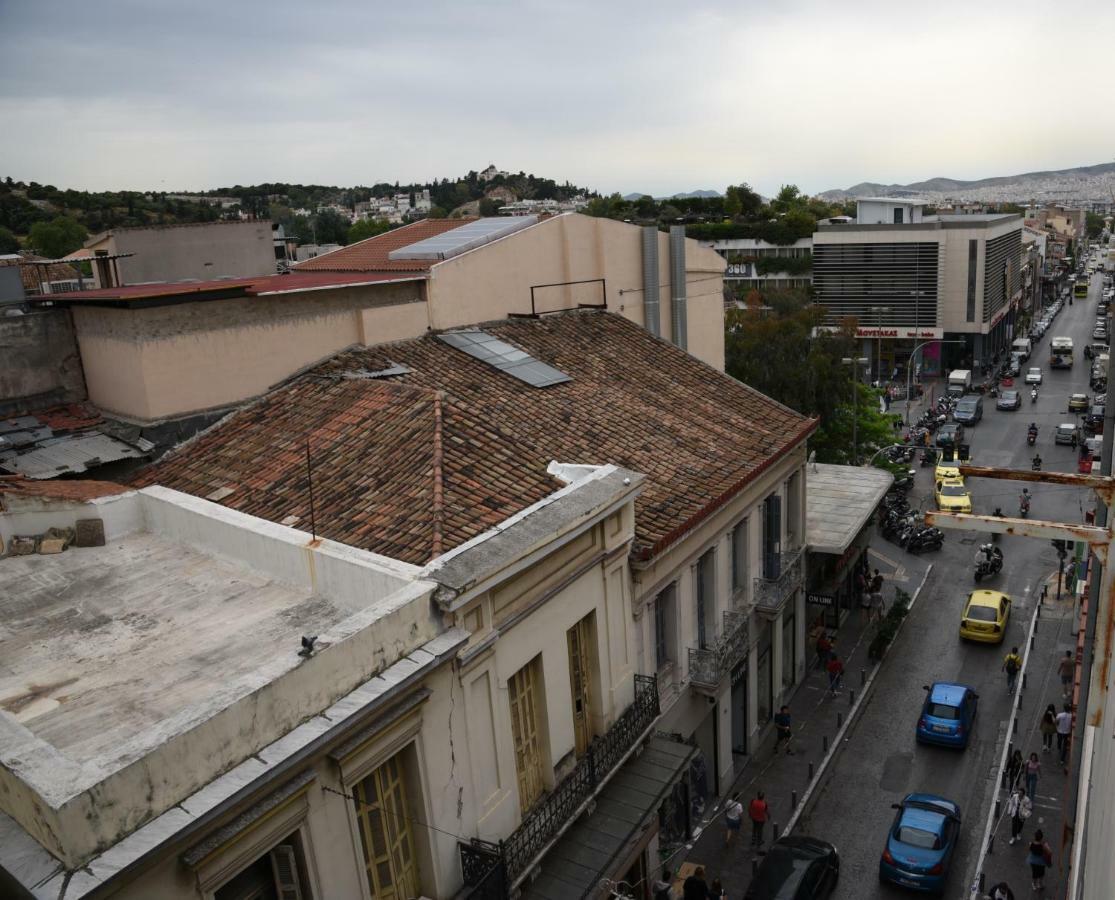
388;216;538;262
437;330;571;388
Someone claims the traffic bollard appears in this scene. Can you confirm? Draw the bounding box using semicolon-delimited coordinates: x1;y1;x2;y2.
995;799;1001;819
861;667;866;686
837;711;843;729
1031;633;1036;649
809;762;814;781
792;790;798;809
823;735;828;753
988;834;995;855
849;689;855;707
979;872;986;892
773;822;780;841
1013;717;1019;735
1023;673;1028;691
752;858;759;877
1001;769;1008;789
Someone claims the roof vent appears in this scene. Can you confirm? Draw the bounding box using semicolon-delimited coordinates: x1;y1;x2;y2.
437;330;571;388
388;217;537;262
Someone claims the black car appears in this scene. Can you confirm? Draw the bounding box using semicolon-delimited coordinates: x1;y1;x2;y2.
744;835;840;900
937;423;965;447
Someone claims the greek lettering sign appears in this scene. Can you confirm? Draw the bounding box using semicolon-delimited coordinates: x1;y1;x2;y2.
854;326;944;339
807;592;835;607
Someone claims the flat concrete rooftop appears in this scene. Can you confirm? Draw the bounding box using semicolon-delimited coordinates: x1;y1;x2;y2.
1;533;350;766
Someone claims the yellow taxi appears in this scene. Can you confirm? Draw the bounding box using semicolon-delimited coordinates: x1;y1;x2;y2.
934;477;972;513
959;589;1011;643
935;457;962;480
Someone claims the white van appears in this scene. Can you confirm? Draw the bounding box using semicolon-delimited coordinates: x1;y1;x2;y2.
1011;338;1032;361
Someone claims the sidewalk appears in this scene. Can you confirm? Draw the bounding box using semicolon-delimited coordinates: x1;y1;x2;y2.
972;573;1078;898
672;546;930;895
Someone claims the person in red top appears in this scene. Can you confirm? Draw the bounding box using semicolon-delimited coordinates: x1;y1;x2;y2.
815;633;833;670
748;791;770;848
827;654;844;695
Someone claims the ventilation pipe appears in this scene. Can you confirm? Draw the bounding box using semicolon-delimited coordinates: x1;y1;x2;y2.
641;227;661;337
669;225;688;350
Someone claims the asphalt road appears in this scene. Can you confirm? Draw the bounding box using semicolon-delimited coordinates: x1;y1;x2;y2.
796;271;1107;898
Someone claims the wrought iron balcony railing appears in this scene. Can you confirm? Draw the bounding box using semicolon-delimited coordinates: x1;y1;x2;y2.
458;674;660;897
754;546;805;616
687;608;750;691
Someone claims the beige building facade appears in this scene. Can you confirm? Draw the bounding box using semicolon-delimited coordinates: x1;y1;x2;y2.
57;214;726;424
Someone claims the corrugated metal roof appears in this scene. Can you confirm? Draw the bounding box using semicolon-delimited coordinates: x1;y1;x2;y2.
0;433;144;479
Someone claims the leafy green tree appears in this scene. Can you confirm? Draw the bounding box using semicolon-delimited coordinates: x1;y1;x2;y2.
428;206;448;219
347;218;391;244
1085;212;1104;240
478;197;503;217
28;215;87;258
0;226;19;253
312;208;350;245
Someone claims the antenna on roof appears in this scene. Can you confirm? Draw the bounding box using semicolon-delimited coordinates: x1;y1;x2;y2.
305;440;317;540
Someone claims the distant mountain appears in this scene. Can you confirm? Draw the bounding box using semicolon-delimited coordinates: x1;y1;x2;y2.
622;189;722;201
819;162;1115;203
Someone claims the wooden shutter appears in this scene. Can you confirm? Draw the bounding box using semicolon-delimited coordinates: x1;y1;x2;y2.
268;844;304;900
567;615;594;757
352;752;420;899
763;495;781;579
509;660;544;812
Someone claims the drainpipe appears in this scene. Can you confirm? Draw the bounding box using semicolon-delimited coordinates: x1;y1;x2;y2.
641;227;661;337
669;225;687;350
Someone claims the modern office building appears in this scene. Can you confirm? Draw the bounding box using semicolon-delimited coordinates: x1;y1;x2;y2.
812;199;1023;379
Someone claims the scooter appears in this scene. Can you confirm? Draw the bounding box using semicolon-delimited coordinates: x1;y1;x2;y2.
1032;455;1042;471
1027;427;1038;446
1031;387;1039;403
1019;495;1031;518
974;545;1004;582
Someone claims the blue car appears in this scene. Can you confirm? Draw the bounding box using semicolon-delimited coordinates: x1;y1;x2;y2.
915;682;978;748
879;794;962;894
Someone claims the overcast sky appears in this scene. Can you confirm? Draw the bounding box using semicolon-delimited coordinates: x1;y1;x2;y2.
2;0;1113;198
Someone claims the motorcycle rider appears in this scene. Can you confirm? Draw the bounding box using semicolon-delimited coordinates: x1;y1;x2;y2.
975;542;1002;576
1032;453;1043;471
1020;488;1032;517
1031;386;1039;403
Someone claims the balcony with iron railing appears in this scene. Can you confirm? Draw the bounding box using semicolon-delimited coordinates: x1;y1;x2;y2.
457;673;660;898
687;608;750;692
754;546;805;619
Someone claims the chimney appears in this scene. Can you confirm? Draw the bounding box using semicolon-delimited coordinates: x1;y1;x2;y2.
669;225;687;350
641;227;661;337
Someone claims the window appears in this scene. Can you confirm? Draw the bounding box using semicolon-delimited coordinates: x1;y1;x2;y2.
786;474;801;548
509;658;545;813
214;832;314;900
762;494;782;579
351;752;420;900
654;584;676;670
696;550;715;649
731;520;749;595
966;239;978;322
893;208;904;224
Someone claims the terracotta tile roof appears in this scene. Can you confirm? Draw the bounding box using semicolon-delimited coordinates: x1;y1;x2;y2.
0;475;129;506
132;378;558;565
136;312;815;562
0;252;81;293
293;218;479;273
28;403;103;432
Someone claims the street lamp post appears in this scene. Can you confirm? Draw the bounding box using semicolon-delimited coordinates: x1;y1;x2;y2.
905;339;965;424
842;357;870;465
868;306;892;384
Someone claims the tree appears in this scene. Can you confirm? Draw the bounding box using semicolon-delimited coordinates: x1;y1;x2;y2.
428;206;448;219
478;197;503;217
1085;211;1104;240
725;183;763;219
28;215;87;258
0;226;19;253
312;208;350;245
347;218;391;244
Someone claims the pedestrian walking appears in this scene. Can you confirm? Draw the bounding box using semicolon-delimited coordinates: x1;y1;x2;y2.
826;653;844;695
1026;829;1053;891
1007;786;1032;844
723;793;743;846
652;868;675;900
682;866;709;900
749;791;770;849
1040;705;1057;753
1059;649;1075;698
1056;704;1073;766
870;589;886;623
815;632;833;670
1024;752;1041;800
1002;646;1022;693
709;879;727;899
1006;749;1024;788
988;881;1015;900
870;569;884;596
773;705;794;755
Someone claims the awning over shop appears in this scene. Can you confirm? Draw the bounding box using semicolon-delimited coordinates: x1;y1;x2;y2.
806;463;894;556
521;737;695;900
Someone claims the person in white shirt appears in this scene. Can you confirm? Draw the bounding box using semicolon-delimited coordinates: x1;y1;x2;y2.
1007;786;1032;845
723;792;743;847
1056;705;1073;766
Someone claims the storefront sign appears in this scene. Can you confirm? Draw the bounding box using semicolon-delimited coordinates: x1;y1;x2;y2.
853;326;944;339
807;592;835;607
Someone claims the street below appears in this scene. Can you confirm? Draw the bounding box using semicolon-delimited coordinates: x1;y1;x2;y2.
795;273;1106;898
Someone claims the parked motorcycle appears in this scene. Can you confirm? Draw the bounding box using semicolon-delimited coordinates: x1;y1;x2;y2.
974;544;1004;582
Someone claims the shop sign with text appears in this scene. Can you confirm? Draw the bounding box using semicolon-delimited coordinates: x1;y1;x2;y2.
854;326;943;339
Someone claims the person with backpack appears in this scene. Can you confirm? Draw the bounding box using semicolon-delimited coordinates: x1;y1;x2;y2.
652;867;675;900
723;792;743;847
749;791;770;849
1002;647;1022;693
1026;829;1053;891
1007;786;1032;844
